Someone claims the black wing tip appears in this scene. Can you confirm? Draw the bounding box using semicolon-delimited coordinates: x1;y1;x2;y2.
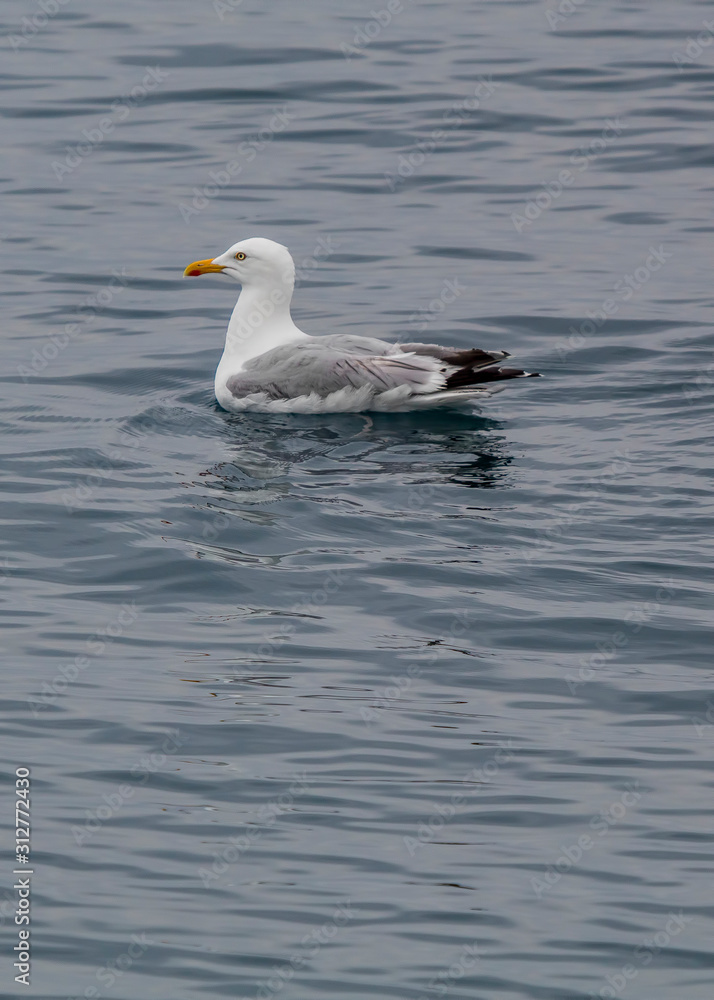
445;365;543;389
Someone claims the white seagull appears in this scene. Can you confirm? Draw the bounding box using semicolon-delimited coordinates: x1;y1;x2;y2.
184;237;540;414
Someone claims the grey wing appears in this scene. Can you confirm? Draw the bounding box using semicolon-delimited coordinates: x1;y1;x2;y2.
226;339;446;400
318;336;508;369
331;354;445;392
316;334;403;355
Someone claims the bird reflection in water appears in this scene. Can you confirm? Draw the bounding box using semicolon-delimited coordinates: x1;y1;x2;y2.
198;409;513;493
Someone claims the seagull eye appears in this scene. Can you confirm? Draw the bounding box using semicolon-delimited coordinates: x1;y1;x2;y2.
234;252;246;260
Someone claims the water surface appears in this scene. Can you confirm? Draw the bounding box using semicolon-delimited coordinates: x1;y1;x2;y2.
2;1;713;998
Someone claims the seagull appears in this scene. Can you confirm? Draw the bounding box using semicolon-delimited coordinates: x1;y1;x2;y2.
183;237;540;413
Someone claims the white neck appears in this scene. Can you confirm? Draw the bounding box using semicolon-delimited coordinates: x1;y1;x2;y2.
216;280;307;377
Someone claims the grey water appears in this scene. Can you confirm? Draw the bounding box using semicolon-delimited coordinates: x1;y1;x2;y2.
2;0;713;997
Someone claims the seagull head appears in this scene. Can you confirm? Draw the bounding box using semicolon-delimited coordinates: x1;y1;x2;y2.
183;237;295;290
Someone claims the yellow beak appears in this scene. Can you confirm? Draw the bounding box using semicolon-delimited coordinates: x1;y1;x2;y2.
183;258;225;277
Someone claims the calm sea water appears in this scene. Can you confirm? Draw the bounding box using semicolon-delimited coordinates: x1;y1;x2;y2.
2;1;713;998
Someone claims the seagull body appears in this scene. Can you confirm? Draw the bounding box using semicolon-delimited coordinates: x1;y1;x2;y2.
184;237;539;414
